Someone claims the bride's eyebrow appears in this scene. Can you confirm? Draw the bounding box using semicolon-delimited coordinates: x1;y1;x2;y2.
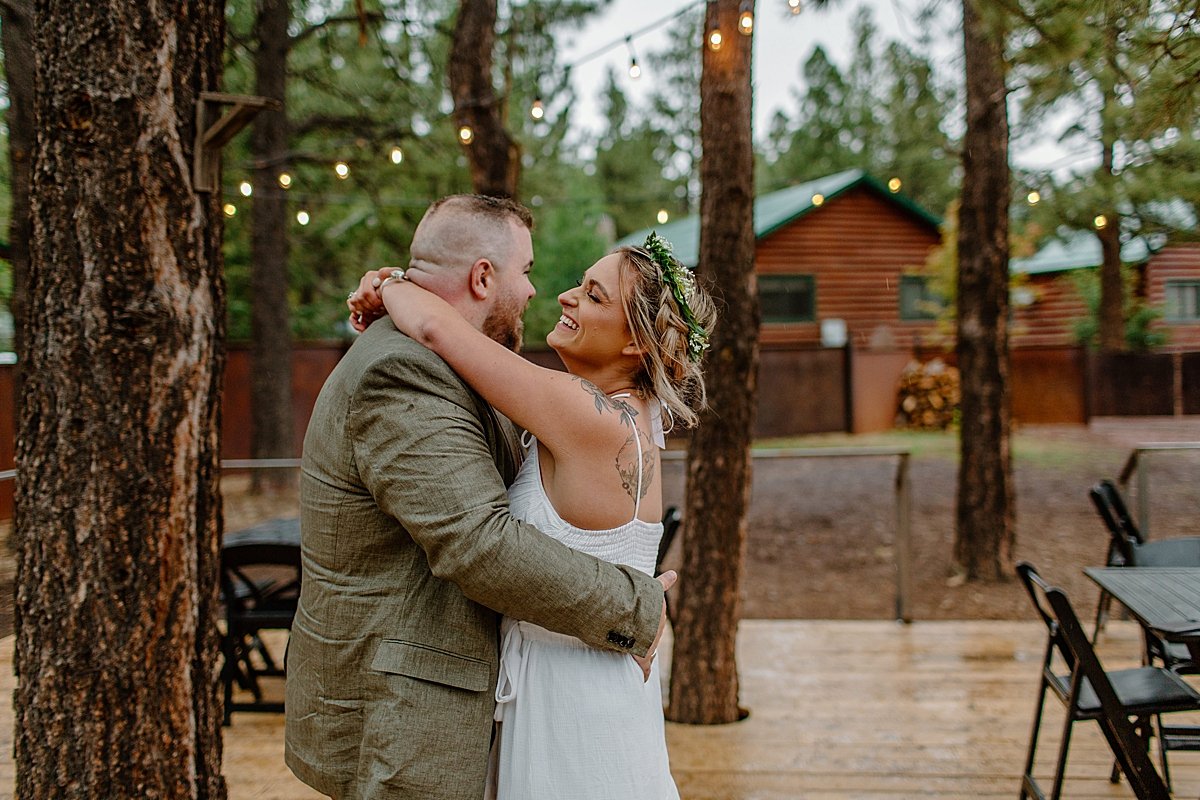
586;276;612;302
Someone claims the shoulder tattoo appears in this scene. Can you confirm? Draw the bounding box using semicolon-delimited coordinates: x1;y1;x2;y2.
615;427;656;505
575;377;638;429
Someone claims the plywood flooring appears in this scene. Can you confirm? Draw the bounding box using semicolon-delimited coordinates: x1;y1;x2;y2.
0;620;1196;799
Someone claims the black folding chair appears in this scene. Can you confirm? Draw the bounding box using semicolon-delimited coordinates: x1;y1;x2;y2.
1017;562;1200;800
1089;481;1200;673
657;505;682;575
220;540;301;724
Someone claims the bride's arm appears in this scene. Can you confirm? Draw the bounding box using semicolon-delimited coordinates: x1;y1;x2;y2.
376;277;632;452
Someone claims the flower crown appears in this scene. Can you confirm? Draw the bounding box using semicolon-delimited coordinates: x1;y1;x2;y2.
642;231;709;362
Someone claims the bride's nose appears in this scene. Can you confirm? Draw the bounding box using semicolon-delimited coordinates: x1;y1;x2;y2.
558;287;578;306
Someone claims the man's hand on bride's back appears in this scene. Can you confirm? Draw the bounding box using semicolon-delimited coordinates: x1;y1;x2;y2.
632;570;678;682
347;268;400;332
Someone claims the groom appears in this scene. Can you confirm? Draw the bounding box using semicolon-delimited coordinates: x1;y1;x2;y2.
285;194;672;800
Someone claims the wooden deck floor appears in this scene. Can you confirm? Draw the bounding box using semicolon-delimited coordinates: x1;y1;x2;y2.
0;620;1197;799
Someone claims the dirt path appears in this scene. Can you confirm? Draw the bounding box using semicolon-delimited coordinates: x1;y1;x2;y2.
1;417;1198;636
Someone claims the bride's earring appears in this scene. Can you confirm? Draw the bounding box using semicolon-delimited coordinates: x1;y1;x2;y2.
661;404;675;435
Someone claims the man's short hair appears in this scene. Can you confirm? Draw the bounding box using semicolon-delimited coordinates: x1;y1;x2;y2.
426;194;534;231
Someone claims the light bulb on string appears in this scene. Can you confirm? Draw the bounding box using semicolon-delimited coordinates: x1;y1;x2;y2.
390;146;404;165
296;210;311;226
738;1;754;34
458;124;475;144
223;203;237;217
334;161;350;180
1094;214;1108;230
812;193;824;206
707;28;723;50
239;181;252;197
888;177;902;193
626;37;641;79
1027;190;1040;205
657;209;669;224
530;98;545;120
278;172;293;189
788;0;802;13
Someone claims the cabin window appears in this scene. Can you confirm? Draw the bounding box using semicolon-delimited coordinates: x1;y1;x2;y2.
899;275;942;320
1165;281;1200;322
759;275;816;323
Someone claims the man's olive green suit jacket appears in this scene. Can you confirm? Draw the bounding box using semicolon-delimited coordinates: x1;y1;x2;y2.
284;320;663;799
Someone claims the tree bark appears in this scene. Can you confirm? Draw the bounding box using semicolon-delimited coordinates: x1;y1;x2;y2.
2;0;34;409
448;0;521;198
16;2;227;797
954;0;1015;581
250;0;295;489
1097;65;1123;351
667;0;758;725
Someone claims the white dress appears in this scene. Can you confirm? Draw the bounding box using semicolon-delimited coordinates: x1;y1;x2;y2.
487;403;679;800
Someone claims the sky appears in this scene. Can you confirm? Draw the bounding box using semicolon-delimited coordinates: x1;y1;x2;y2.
556;0;1089;175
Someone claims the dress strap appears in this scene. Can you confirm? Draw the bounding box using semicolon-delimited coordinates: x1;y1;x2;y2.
609;392;665;523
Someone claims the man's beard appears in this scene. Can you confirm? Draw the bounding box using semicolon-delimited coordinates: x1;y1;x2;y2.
482;292;525;352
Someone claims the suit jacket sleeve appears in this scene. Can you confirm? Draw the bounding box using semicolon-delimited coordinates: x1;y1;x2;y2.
349;342;663;657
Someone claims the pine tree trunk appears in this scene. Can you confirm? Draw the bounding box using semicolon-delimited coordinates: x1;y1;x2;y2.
953;0;1015;581
250;0;295;490
1097;92;1123;351
2;0;34;408
667;0;758;726
15;2;227;797
448;0;521;198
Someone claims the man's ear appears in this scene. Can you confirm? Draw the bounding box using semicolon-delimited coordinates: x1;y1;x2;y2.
468;258;493;301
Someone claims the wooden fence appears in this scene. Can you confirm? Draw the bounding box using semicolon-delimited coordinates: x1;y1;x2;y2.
0;342;1195;519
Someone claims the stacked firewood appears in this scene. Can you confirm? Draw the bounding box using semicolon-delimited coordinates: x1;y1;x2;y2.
895;359;960;430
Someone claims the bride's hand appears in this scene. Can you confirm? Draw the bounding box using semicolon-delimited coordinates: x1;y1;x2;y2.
347;268;403;332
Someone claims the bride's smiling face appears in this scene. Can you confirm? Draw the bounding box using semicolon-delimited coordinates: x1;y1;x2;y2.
546;253;636;367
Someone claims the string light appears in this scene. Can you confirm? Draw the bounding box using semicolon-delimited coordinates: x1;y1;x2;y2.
278;172;293;189
239;181;252;197
1094;214;1108;229
458;125;475;144
626;37;641;79
738;1;754;34
334;161;350;179
888;177;902;193
1027;190;1040;205
812;193;824;206
223;203;237;217
530;98;545;120
296;210;311;226
707;28;723;50
657;209;670;224
390;146;404;165
788;0;802;13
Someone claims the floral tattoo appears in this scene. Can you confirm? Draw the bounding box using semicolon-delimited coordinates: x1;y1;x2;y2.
574;378;654;506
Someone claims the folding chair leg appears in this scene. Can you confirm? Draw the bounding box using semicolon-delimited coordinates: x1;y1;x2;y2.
1021;684;1050;799
1049;709;1076;800
1153;714;1172;793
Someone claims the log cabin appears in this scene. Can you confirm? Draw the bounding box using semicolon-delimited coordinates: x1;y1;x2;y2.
619;169;946;352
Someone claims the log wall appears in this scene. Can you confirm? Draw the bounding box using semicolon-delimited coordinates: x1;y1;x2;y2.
755;187;943;351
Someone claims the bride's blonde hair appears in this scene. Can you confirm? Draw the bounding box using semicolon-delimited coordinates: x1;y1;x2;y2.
616;244;717;429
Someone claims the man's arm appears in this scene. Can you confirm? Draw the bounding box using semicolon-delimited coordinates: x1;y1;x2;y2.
350;342;663;657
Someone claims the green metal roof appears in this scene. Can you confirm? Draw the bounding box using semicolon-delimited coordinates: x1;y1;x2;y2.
1010;230;1153;275
617;169;943;267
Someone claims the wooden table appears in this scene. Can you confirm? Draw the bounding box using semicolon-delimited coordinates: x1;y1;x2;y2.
1085;566;1200;662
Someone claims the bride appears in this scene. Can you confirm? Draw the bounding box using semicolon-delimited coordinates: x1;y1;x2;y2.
349;231;715;799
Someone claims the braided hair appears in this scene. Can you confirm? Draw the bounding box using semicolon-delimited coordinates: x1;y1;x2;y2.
615;246;717;429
